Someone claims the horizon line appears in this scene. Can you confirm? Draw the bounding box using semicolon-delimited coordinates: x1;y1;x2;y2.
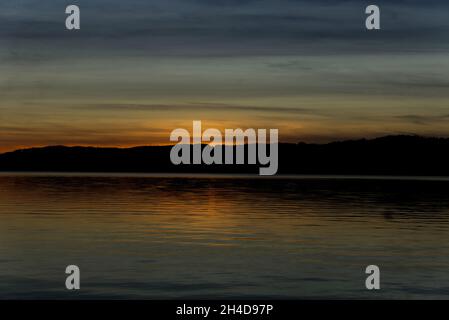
2;134;448;155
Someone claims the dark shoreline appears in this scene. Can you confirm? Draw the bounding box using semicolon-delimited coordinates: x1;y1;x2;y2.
1;135;449;176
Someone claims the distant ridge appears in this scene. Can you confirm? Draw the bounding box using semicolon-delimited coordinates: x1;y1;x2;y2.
1;135;449;175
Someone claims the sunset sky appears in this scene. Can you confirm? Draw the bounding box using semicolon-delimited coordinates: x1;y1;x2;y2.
1;0;449;152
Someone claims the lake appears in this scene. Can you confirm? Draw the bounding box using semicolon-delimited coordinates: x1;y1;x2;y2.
0;173;449;299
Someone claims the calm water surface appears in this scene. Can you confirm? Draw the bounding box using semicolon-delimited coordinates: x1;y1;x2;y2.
1;173;449;299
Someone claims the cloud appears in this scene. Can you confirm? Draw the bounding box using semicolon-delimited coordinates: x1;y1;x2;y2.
1;0;448;57
76;103;314;115
395;114;449;125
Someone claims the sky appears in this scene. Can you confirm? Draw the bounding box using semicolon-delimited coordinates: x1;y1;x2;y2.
1;0;449;152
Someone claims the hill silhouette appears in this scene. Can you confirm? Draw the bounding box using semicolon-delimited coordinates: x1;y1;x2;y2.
1;135;449;175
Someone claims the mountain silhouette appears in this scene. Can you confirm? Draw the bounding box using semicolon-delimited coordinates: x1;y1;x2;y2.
1;135;449;175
